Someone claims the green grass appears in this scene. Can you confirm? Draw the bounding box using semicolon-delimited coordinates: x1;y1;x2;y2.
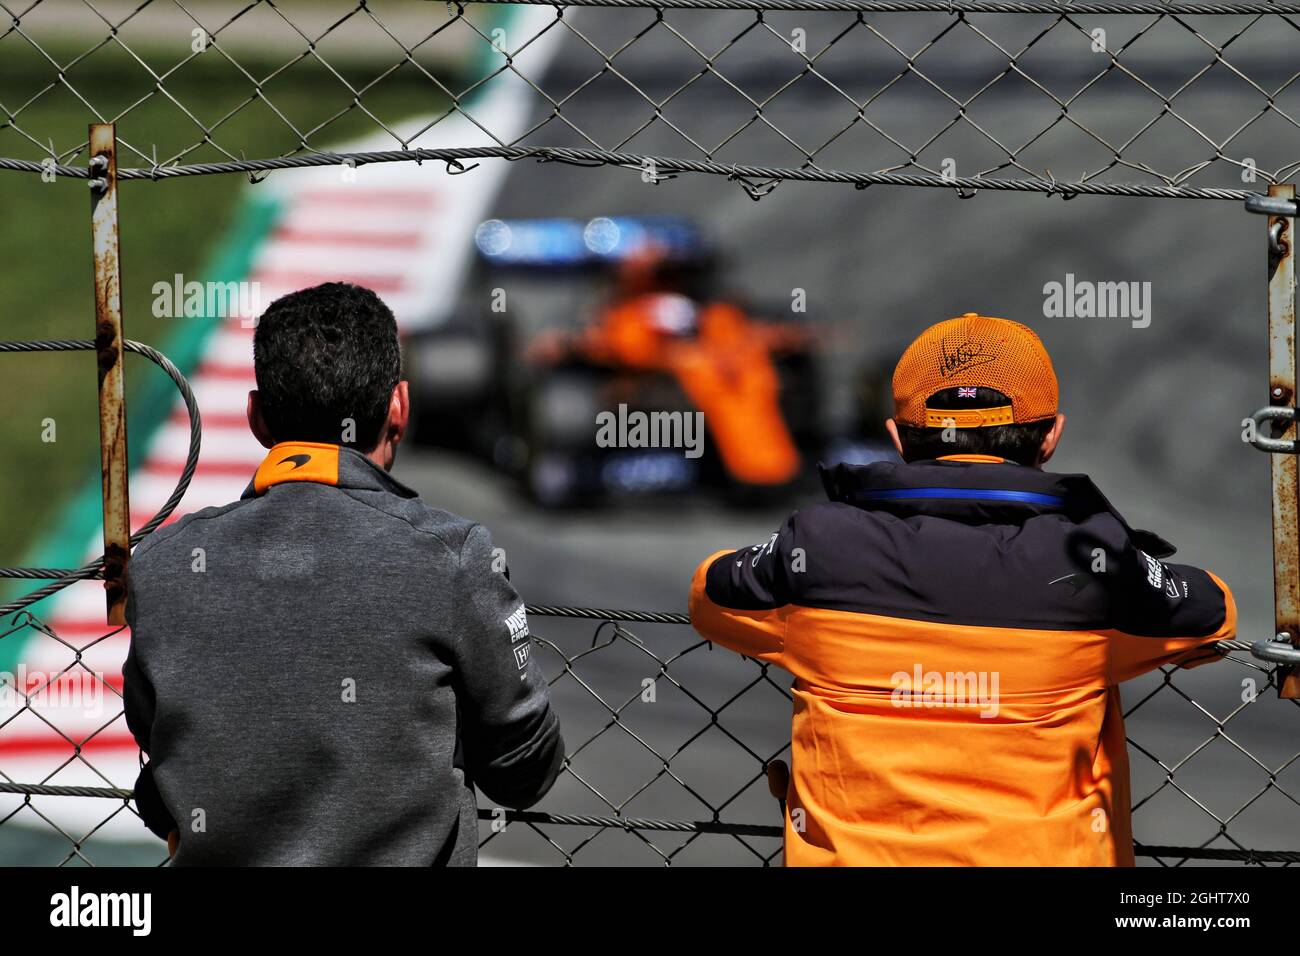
0;39;456;569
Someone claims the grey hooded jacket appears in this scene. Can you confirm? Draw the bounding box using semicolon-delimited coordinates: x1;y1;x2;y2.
122;442;564;865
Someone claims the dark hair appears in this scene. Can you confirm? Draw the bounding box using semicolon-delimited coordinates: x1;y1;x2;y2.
253;283;401;451
896;387;1053;467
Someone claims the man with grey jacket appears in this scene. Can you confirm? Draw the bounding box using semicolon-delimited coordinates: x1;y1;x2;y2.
123;281;564;866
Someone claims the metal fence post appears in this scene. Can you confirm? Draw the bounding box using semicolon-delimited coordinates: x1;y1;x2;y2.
1265;184;1300;698
89;123;130;626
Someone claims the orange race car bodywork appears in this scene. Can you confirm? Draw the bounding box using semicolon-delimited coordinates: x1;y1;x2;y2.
405;215;871;504
528;291;816;488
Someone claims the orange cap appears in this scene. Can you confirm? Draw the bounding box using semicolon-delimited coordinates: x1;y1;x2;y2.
892;313;1058;428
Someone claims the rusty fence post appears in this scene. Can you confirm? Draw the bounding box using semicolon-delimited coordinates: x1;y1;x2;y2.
1264;184;1300;698
89;123;130;626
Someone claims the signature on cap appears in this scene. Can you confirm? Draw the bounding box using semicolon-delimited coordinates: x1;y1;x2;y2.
938;337;996;378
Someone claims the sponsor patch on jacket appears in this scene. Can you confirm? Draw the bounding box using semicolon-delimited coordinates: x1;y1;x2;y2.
1138;550;1163;590
745;531;778;568
504;604;529;643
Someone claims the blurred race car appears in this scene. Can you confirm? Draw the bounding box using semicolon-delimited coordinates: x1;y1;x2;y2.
405;215;828;506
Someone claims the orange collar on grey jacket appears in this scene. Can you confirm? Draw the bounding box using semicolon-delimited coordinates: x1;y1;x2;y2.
245;441;419;499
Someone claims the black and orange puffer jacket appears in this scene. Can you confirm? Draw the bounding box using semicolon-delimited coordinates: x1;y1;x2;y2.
689;455;1235;866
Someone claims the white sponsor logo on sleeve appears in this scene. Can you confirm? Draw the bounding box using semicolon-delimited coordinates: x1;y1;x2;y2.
1139;551;1163;590
504;604;530;643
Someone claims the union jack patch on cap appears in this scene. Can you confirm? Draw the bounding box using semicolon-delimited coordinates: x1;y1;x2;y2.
957;386;978;399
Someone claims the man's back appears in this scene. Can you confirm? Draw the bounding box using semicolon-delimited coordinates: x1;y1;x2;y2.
690;458;1235;865
125;443;564;865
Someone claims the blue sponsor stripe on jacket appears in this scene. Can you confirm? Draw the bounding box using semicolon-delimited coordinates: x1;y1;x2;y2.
854;487;1067;507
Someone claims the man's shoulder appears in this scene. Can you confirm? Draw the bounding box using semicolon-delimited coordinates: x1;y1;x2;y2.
129;485;489;572
338;486;483;560
782;495;1133;552
131;499;254;564
782;500;881;541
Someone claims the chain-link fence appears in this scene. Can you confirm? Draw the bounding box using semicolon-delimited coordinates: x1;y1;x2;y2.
1;0;1299;199
1;0;1299;866
1;606;1297;865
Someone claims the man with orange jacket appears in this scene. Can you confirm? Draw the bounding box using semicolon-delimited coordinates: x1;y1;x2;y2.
689;313;1235;865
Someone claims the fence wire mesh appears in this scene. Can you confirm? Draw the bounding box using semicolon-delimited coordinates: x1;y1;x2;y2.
1;607;1297;865
1;0;1298;867
1;0;1299;198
